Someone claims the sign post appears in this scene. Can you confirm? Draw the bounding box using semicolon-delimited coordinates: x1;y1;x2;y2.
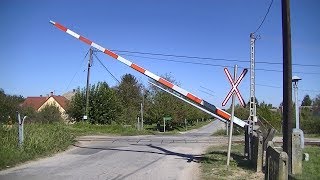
222;65;247;166
163;117;172;132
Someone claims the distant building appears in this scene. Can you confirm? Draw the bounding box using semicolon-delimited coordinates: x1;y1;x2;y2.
21;92;69;119
62;89;76;101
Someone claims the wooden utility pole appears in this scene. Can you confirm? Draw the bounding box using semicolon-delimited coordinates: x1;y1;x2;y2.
282;0;293;173
84;48;93;120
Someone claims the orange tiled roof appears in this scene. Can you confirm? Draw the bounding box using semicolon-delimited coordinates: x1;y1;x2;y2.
21;95;69;110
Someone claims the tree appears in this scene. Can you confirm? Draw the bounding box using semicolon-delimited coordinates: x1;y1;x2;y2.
37;104;63;123
144;74;210;128
312;94;320;115
116;74;142;125
66;82;122;124
301;95;312;106
66;88;86;121
89;82;122;124
0;89;24;123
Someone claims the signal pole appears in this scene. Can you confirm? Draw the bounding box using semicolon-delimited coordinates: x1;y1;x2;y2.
84;48;93;120
249;33;257;123
245;33;257;160
282;0;293;173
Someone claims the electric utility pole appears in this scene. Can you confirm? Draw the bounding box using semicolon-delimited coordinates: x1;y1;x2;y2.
141;87;144;129
84;48;93;120
282;0;293;173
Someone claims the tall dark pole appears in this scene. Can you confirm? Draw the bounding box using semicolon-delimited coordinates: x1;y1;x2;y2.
282;0;293;173
84;48;93;120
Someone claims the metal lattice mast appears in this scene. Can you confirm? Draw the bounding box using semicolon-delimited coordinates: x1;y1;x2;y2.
249;33;257;123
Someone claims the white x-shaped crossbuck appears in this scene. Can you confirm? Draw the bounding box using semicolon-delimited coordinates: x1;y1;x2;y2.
222;68;248;107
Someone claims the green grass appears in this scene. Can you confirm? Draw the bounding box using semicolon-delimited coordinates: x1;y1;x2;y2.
0;123;75;170
304;134;320;138
200;143;263;180
294;146;320;180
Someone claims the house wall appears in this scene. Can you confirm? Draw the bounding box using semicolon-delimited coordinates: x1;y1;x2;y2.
38;97;65;114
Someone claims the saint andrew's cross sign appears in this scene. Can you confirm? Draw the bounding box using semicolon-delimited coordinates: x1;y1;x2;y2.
222;68;248;107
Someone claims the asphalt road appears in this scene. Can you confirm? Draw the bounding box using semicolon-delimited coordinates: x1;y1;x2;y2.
0;120;234;180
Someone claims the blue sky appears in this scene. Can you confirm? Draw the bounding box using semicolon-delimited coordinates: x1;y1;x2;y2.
1;0;319;107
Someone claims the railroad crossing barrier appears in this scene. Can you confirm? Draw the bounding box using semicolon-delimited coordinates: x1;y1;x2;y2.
265;141;288;180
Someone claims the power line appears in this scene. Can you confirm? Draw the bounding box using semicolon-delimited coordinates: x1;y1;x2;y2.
254;0;274;33
200;86;215;94
64;49;90;92
112;49;320;68
93;53;121;84
119;53;320;75
256;83;320;93
199;89;214;97
256;83;281;88
119;53;232;68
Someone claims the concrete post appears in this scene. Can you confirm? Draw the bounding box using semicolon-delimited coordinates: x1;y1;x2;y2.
185;119;187;131
252;132;263;172
265;141;288;180
137;117;140;131
292;129;303;175
226;122;229;136
17;112;27;147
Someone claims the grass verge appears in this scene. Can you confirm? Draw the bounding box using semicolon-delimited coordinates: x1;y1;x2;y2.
0;123;75;170
293;145;320;180
200;143;263;180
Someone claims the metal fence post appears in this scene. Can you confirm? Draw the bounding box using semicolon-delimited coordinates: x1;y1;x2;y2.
17;112;27;147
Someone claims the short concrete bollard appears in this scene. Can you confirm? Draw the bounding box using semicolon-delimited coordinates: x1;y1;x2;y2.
265;141;288;180
303;153;309;161
252;132;264;172
292;129;304;175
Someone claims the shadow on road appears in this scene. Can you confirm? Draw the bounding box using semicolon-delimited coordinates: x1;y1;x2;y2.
72;143;204;163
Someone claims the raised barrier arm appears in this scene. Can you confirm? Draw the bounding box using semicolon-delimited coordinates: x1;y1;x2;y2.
49;20;247;128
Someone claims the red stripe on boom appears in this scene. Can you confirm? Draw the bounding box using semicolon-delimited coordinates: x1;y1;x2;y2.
55;23;68;32
216;109;230;120
131;64;146;74
186;93;202;104
79;36;92;45
159;78;174;88
104;49;118;59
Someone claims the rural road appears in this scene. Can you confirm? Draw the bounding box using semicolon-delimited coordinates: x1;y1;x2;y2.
0;120;239;180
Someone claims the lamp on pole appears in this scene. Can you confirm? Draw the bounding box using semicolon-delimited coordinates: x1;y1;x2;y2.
292;75;301;129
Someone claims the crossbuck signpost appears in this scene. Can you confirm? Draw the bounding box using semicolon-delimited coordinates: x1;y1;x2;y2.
223;65;247;166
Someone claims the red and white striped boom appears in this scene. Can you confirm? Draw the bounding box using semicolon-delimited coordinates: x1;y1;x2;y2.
49;20;247;128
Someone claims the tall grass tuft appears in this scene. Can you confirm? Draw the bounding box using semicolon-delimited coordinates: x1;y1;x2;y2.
0;123;75;169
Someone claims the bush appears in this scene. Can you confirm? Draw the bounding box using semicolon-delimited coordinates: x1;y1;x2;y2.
20;105;63;123
301;107;320;134
66;82;122;124
37;105;63;123
301;116;320;134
